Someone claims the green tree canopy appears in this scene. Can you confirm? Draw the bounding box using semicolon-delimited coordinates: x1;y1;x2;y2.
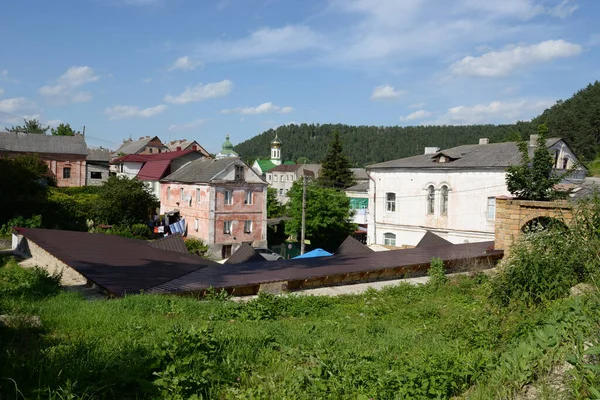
506;124;563;201
285;181;356;251
95;176;158;226
6;118;49;134
317;131;355;189
267;187;286;218
51;123;80;136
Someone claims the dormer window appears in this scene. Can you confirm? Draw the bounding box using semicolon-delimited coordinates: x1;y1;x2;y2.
235;165;244;180
439;156;447;163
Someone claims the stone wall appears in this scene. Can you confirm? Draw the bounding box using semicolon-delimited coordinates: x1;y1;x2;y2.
494;198;574;255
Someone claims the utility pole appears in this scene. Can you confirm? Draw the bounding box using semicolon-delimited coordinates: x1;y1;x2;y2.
300;175;306;255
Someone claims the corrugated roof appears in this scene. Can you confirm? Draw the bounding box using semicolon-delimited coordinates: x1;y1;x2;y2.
368;139;565;170
148;241;501;294
224;243;265;264
416;231;453;248
87;148;111;162
15;228;217;296
269;164;302;173
112;150;195;164
335;236;374;255
0;132;88;155
114;136;165;155
147;234;189;254
137;160;171;181
162;157;240;183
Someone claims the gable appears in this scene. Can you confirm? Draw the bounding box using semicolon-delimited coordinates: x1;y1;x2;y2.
213;160;267;183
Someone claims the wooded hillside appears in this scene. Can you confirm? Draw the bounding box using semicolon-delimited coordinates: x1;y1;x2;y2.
234;81;600;166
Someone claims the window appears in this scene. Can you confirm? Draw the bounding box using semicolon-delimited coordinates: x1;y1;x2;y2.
222;244;232;259
167;187;171;200
279;188;284;196
386;193;396;212
384;232;396;246
487;197;496;220
235;165;244;180
562;157;569;169
224;190;232;205
244;190;253;205
149;148;153;153
119;164;124;173
158;149;162;153
63;167;71;179
554;150;560;168
90;171;102;179
194;218;199;231
196;188;201;203
427;185;435;215
267;174;272;181
440;185;448;216
274;175;278;182
223;221;232;234
244;220;252;233
180;188;184;200
192;145;197;150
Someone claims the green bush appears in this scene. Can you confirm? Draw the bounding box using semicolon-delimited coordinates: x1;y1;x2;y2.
427;257;447;287
185;239;209;257
130;223;151;239
0;214;42;237
0;257;61;304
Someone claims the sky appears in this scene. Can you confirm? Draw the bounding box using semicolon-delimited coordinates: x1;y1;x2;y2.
0;0;599;153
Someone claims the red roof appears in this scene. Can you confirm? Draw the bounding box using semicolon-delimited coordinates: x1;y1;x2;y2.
111;150;196;164
137;160;171;181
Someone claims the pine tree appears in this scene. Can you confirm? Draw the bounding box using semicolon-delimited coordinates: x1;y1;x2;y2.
318;131;355;189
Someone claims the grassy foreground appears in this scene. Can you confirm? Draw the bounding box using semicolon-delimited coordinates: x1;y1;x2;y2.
0;256;599;399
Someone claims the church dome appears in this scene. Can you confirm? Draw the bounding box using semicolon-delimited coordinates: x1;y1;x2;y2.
222;134;234;151
271;133;281;148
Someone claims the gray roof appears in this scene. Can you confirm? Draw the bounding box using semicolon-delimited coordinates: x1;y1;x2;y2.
0;132;88;155
368;139;564;170
114;136;164;155
161;157;239;183
87;148;111;162
345;181;369;193
351;168;369;181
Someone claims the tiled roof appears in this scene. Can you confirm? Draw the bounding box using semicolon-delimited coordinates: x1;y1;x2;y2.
415;231;453;248
137;160;171;181
168;140;210;156
15;228;217;296
161;157;240;183
269;164;302;173
114;136;164;155
87;148;111;162
335;235;374;255
148;234;189;254
224;243;265;264
112;150;195;164
368;139;564;170
0;132;88;155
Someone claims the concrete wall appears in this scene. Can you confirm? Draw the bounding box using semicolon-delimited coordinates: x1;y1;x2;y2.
367;169;510;247
86;163;109;186
494;198;574;256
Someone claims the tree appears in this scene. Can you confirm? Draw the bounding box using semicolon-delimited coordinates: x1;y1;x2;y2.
506;124;563;201
6;119;49;134
95;176;159;226
317;131;355;189
267;187;285;218
51;123;80;136
285;181;356;251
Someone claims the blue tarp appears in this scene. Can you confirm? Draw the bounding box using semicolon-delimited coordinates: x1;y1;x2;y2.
293;248;333;259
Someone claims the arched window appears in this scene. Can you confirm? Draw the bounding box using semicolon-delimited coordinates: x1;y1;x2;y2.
384;232;396;246
427;185;435;215
386;192;396;212
440;185;448;215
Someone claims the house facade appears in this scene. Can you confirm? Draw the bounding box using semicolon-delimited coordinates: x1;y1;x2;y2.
86;148;111;185
265;164;318;204
366;136;585;247
0;131;87;187
160;157;268;259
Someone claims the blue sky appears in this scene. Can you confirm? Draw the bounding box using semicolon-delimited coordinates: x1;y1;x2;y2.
0;0;598;152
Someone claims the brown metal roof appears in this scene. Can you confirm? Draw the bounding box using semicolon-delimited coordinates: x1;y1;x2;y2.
15;228;217;296
147;234;189;254
415;231;453;248
148;241;501;294
335;236;374;255
224;243;265;264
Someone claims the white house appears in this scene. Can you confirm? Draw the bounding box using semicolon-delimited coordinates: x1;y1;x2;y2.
265;164;320;204
366;136;585;247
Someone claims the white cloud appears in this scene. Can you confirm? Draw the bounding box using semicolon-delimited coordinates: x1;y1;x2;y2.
168;56;204;72
400;110;433;121
39;66;99;104
548;0;578;18
408;102;426;109
450;39;582;77
0;97;37;114
428;99;554;125
371;84;405;100
164;80;233;105
104;104;167;120
167;118;207;132
195;25;325;61
221;102;294;115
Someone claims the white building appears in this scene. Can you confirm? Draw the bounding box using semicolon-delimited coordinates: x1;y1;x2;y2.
366;136;585;247
265;164;320;204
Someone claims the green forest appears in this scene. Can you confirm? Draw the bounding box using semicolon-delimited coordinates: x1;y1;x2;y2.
234;81;600;166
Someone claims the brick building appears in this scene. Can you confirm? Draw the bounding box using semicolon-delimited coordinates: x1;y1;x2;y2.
160;157;268;259
0;131;88;187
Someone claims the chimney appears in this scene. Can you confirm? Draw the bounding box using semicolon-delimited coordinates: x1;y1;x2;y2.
139;136;144;140
479;138;489;145
424;147;440;155
529;134;539;148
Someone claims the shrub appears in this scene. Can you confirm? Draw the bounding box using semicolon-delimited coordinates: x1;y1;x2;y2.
427;257;448;287
0;214;42;237
185;239;209;257
130;223;151;239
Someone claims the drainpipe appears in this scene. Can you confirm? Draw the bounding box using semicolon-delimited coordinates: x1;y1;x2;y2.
367;170;376;245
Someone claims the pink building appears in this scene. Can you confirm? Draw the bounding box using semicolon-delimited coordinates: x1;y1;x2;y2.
160;157;268;259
